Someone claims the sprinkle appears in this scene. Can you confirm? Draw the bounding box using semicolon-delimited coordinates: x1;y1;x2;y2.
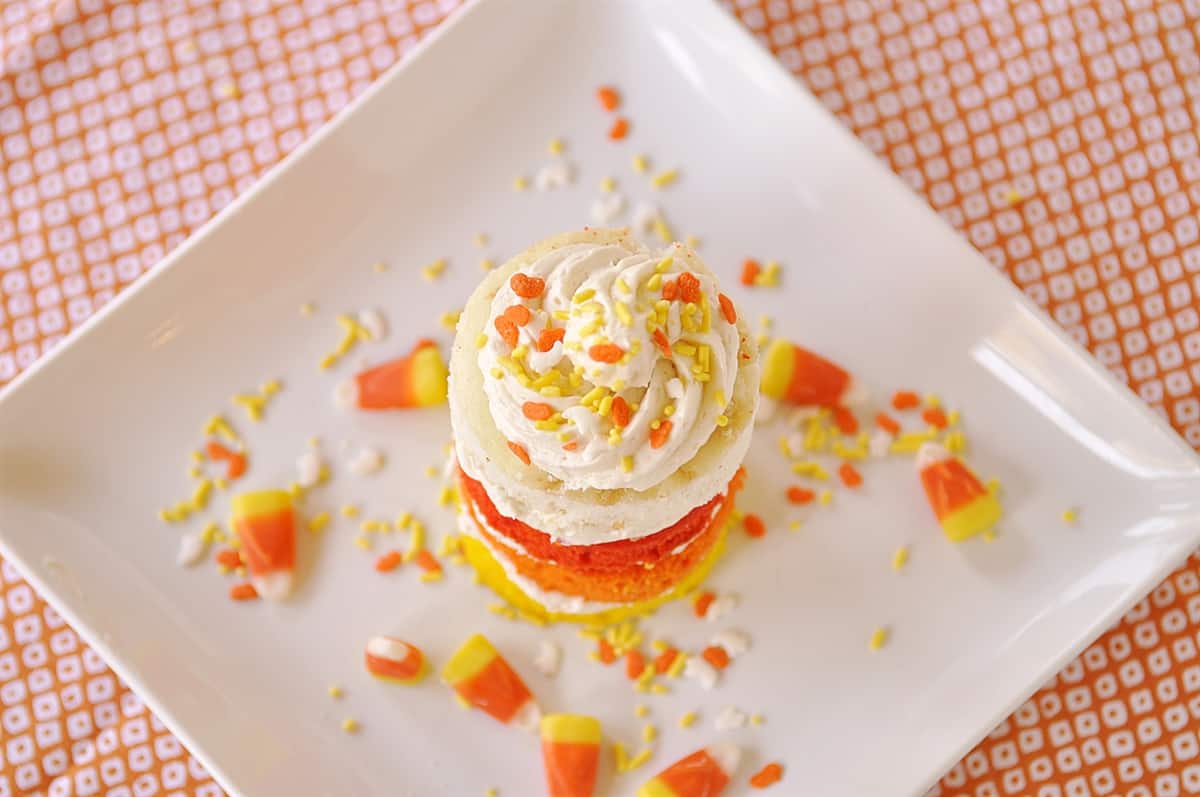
601;176;616;192
743;514;766;539
715;414;729;427
522;402;554;421
510;273;546;299
512;176;528;191
414;549;442;576
625;650;646;680
789;519;802;531
611;396;632;428
473;232;488;247
922;407;948;429
485;789;498;797
869;627;889;651
750;762;784;789
652;647;679;674
875;412;901;435
596;85;620;110
626;748;653;771
354;535;372;550
300;302;315;315
440;310;461;330
341;718;359;733
340;504;360;518
678;711;697;728
479;258;495;271
892;390;920;410
786;486;815;504
407;520;426;560
642;724;657;743
613;742;630;772
694;590;716;618
375;550;403;572
632;154;649;173
754;260;782;287
421;258;447;281
818;489;833;506
589;343;624;363
1061;508;1079;524
608;117;630;140
838;462;863;488
508;441;531;465
229;583;258;601
651;169;678;188
944;430;967;454
204;414;239;442
648;420;672;449
634;704;649;718
327;685;343;699
652;217;673;242
372;261;388;273
547;137;564;154
986;478;1002;495
621;455;634;473
666;651;688;679
701;645;730;670
685;234;700;248
718;293;737;324
740;258;761;286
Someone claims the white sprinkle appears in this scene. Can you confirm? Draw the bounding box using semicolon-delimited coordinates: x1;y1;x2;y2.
704;594;740;622
176;533;208;567
297;450;326;489
683;656;718;690
347;447;386;476
534;160;574;190
357;308;387;341
714;706;749;731
868;429;893;458
590;193;626;225
533;640;561;677
711;629;751;658
632;201;661;233
666;378;685;401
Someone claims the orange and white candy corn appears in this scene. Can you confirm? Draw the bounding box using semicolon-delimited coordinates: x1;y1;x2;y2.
637;744;740;797
364;636;427;685
230;489;296;600
441;633;539;730
336;338;447;410
760;339;856;407
916;442;1002;542
540;714;602;797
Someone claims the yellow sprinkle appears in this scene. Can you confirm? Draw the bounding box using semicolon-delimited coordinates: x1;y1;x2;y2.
199;522;221;544
353;535;371;550
615;301;633;326
791;460;830;480
651;168;678;188
653;218;673;243
598;395;614;417
340;504;360;518
666;652;688;679
308;512;331;534
986;478;1002;495
750;713;765;726
678;711;697;728
485;789;498;797
673;342;696;357
789;519;802;531
421;258;447;281
190;479;213;510
818;489;833;506
645;273;663;291
715;414;729;427
573;288;596;304
547;137;564;154
947;409;961;427
1061;508;1079;524
632;154;649;173
512;176;528;191
341;718;359;733
754;331;770;348
233;393;267;421
924;393;941;408
371;261;389;273
869;627;889;651
634;704;649;718
642;724;657;743
511;344;528;360
1004;188;1024;206
472;232;488;247
621;456;634;473
892;545;909;570
601;176;616;192
299;301;315;316
944;430;967;454
203;414;238;443
186;466;201;479
406;520;425;561
663;404;675;417
440;310;461;330
474;333;489;350
327;685;343;699
685;234;700;248
626;748;653;771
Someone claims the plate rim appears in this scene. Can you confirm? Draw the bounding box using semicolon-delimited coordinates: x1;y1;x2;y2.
1;0;1199;795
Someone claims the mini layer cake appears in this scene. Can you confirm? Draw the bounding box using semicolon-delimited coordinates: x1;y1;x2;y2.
449;228;758;623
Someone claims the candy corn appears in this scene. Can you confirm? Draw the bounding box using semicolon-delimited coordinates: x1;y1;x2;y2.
337;338;447;410
540;714;602;797
760;339;854;407
442;634;540;730
364;636;427;685
638;744;740;797
230;490;296;600
916;442;1002;541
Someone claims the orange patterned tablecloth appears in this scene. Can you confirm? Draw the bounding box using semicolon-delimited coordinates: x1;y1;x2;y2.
1;1;1199;794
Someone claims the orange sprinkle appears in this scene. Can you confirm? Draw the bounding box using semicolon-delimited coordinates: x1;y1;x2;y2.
718;292;737;324
225;451;247;480
649;419;672;449
229;582;258;601
892;390;920;410
625;650;646;680
750;762;784;789
562;441;579;451
740;258;761;286
215;549;242;568
507;441;531;465
701;645;730;670
536;326;566;352
693;590;716;618
653;647;679;674
494;316;518;347
661;279;678;301
743;513;766;538
414;549;442;574
838;462;863;488
832;405;859;435
510;273;545;299
596;85;620;111
652;328;672;357
611;395;631;428
677;272;701;303
875;412;901;435
503;304;532;326
786;486;815;504
374;550;403;572
205;441;236;460
597;638;617;665
608;117;629;140
922;407;948;429
522;402;554;421
589;343;624;363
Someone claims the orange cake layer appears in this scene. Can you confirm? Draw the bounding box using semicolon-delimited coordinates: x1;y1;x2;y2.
460;474;743;604
457;467;744;572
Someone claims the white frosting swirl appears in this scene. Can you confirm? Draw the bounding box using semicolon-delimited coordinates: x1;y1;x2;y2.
479;240;740;492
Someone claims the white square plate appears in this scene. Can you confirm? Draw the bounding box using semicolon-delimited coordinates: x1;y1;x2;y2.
2;0;1199;794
